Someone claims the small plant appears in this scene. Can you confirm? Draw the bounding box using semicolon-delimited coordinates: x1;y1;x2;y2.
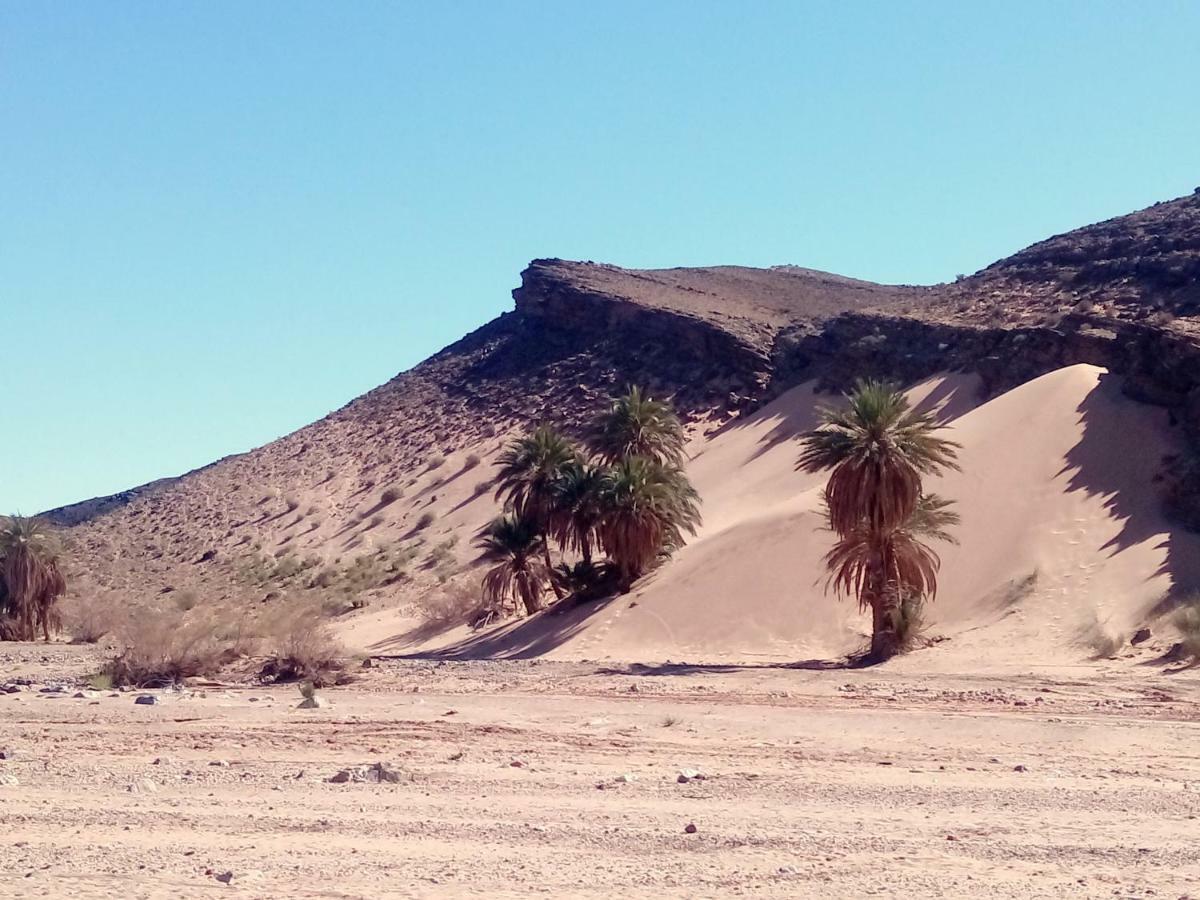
463;453;482;470
415;512;435;530
59;593;122;644
660;715;682;728
174;590;199;612
260;607;345;687
426;454;446;471
380;486;403;505
889;593;929;651
105;611;233;687
284;495;300;513
1173;596;1200;662
1080;609;1125;659
87;670;115;691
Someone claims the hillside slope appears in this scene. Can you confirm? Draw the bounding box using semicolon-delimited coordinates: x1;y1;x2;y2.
51;192;1200;664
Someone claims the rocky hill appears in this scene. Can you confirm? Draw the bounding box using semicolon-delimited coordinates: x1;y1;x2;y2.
50;191;1200;624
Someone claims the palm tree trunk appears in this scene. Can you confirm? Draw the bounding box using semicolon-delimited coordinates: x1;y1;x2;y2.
580;533;593;568
865;548;898;662
542;538;564;600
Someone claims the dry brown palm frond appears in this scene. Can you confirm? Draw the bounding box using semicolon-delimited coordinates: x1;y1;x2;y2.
0;515;68;641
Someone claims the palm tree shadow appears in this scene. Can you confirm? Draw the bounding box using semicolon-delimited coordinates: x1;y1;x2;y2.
373;592;621;658
595;657;865;676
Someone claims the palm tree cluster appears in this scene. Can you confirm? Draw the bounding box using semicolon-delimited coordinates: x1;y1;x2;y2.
0;515;67;642
477;387;700;617
799;381;961;661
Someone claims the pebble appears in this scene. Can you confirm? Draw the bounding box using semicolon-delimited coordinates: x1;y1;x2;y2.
684;822;698;834
677;768;706;784
134;695;159;706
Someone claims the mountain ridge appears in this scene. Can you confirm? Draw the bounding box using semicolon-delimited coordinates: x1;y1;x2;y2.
49;192;1200;621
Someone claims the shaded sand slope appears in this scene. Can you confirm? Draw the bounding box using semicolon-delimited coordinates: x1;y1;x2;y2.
363;364;1200;666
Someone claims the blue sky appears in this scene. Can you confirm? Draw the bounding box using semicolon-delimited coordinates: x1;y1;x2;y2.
3;2;1198;513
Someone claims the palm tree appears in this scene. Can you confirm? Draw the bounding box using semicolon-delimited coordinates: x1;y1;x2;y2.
798;380;960;536
477;514;550;617
799;381;960;661
597;457;701;591
591;386;686;467
549;460;607;568
493;425;580;598
0;516;67;642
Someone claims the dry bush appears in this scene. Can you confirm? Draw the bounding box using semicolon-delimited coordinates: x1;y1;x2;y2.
59;593;125;644
380;486;403;505
1080;610;1125;659
402;581;490;645
890;594;929;651
463;453;482;470
1174;597;1200;662
105;609;234;687
260;606;345;687
415;512;435;530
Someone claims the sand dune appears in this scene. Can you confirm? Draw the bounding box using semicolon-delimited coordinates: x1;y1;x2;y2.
347;364;1200;667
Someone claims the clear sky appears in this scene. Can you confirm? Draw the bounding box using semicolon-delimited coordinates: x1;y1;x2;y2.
3;2;1198;514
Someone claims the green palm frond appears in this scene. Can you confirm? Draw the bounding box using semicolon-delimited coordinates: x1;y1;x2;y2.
591;386;687;467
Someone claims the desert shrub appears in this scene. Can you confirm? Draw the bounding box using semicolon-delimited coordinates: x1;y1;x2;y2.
174;590;199;612
426;454;445;471
463;453;482;470
408;581;488;641
260;607;345;687
428;539;457;567
1080;610;1125;659
284;495;301;512
60;594;124;644
380;486;403;504
1174;596;1200;662
415;512;435;530
105;611;233;687
890;593;928;651
472;480;490;498
369;514;385;528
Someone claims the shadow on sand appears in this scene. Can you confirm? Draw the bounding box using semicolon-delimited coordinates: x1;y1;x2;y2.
1057;373;1200;624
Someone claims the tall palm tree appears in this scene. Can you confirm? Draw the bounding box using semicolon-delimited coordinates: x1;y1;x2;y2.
0;516;67;642
477;514;550;617
591;386;686;467
493;425;580;598
597;457;701;591
799;381;960;661
549;460;607;568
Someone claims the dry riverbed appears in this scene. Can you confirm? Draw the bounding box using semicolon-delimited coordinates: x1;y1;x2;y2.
1;645;1198;899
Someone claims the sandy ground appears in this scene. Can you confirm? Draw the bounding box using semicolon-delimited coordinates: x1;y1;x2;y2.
2;645;1198;899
